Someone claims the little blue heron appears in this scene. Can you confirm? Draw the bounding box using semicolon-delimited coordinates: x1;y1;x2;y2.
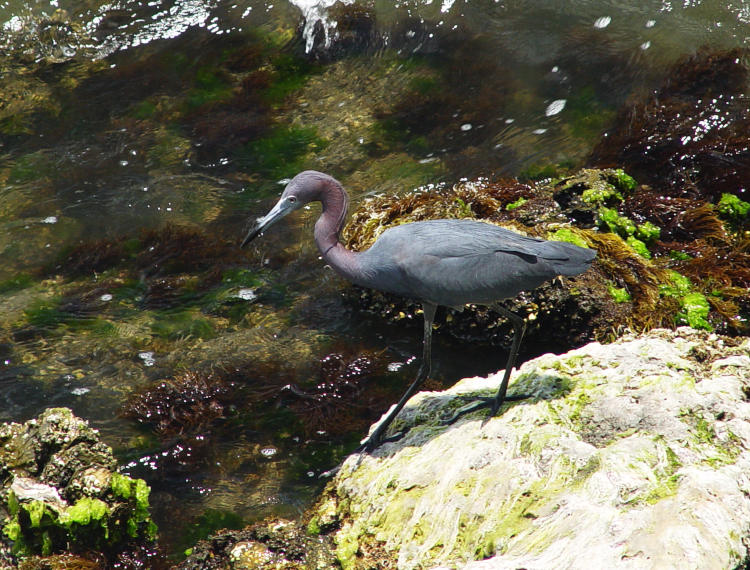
242;170;596;451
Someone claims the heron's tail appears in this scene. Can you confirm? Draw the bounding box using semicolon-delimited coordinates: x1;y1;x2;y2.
544;241;597;276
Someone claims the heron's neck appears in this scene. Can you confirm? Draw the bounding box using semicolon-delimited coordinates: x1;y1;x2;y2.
314;178;360;280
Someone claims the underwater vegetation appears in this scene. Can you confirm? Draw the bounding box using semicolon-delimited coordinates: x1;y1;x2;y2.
122;371;242;437
278;348;393;437
111;346;400;558
590;47;750;203
213;351;387;434
362;30;570;179
51;224;239;281
5;223;259;348
0;24;328;222
586;47;750;334
119;346;393;479
328;13;631;179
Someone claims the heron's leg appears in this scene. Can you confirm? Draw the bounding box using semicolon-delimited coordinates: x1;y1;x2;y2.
357;303;437;452
488;304;527;415
442;304;530;424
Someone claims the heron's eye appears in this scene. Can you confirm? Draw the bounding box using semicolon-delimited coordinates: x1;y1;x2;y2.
288;196;297;203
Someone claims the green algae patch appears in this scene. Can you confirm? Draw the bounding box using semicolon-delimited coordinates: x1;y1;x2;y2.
263;52;320;105
235;125;328;184
607;282;631;303
679;412;742;467
185;67;234;110
658;272;713;331
625;235;651;259
6;151;56;184
717;193;750;223
22;299;69;330
110;472;133;500
335;525;362;570
599;207;636;237
2;475;157;557
596;198;659;259
563;168;635;206
0;273;33;294
59;497;108;527
506;197;528;211
548;228;588;249
610;169;637;192
660;270;692;298
635;220;661;244
679;292;712;331
581;183;623;205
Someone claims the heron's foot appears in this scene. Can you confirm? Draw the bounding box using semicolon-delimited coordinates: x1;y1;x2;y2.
441;393;531;425
354;427;406;454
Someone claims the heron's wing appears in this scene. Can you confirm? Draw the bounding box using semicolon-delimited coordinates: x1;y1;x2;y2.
367;219;595;306
381;219;574;261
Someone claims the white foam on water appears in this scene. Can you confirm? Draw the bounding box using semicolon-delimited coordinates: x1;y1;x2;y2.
289;0;355;52
545;99;566;116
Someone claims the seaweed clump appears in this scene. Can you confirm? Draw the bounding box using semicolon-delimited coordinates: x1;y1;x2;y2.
120;369;248;477
120;347;392;478
122;371;242;437
279;348;391;436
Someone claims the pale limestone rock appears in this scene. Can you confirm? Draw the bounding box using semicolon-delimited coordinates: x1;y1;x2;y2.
319;328;750;569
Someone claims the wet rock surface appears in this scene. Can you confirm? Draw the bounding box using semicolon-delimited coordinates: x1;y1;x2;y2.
313;328;750;569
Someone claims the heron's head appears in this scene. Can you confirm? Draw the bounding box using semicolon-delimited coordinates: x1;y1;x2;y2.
241;171;328;247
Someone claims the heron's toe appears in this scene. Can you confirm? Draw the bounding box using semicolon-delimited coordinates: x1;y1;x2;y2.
441;393;532;425
440;398;494;425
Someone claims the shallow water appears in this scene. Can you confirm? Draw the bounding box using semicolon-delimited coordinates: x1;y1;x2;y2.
0;0;748;560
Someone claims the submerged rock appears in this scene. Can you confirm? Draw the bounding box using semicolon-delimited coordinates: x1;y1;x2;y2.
311;328;750;569
0;408;158;566
177;517;338;570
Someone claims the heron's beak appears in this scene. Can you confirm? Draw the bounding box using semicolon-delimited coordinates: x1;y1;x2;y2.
240;197;294;247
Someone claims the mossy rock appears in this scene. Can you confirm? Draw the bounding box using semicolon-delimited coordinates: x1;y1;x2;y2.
0;408;157;561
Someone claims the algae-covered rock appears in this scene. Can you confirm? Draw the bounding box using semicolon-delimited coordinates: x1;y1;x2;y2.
177;517;338;570
0;408;157;563
315;328;750;569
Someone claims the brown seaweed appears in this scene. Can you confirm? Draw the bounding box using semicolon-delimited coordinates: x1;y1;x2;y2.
589;47;750;202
